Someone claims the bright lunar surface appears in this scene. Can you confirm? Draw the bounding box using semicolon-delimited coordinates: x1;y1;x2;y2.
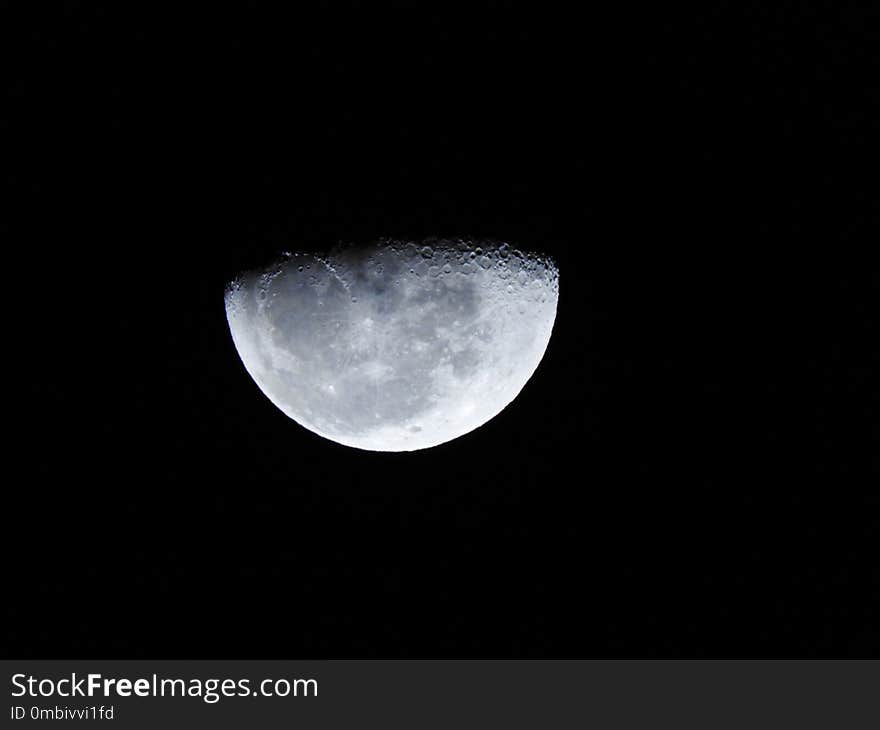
225;240;559;451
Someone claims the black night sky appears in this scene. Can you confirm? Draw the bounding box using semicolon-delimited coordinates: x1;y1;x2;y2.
8;4;878;658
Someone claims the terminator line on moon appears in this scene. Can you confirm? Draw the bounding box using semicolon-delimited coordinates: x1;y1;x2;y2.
225;239;559;451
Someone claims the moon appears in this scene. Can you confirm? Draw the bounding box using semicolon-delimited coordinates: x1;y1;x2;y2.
224;239;559;451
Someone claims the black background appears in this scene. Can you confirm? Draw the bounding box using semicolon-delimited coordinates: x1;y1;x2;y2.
7;3;878;657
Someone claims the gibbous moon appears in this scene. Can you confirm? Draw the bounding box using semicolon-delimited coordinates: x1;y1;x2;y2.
225;239;559;451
